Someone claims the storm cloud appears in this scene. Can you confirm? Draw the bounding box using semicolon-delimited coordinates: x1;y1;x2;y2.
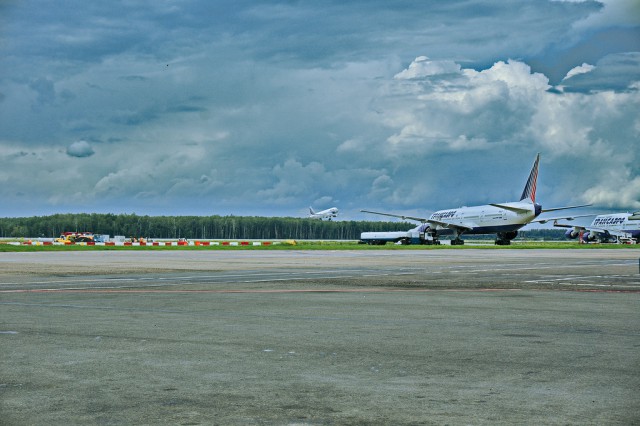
0;0;638;217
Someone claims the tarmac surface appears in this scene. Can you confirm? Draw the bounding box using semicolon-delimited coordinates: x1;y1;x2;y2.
1;249;639;425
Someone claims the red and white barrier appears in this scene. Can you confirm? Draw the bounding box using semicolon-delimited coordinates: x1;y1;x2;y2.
7;240;281;247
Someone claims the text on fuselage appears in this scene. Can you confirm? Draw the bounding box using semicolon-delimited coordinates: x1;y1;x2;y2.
431;210;457;220
593;217;625;226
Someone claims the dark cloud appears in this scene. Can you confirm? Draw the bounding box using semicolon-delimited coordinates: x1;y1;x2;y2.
119;75;148;82
561;52;640;93
530;27;640;84
29;78;56;105
0;0;638;217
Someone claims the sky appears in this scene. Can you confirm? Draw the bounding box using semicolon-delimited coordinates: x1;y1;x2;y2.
1;0;639;221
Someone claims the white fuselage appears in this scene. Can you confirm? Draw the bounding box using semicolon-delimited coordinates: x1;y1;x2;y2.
309;207;338;219
428;202;538;235
588;213;640;239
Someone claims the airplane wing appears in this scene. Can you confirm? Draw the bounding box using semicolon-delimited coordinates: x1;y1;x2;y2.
489;202;592;215
360;210;474;232
489;203;532;214
552;222;585;230
360;209;429;223
531;213;595;224
541;204;592;213
557;224;630;239
427;218;474;232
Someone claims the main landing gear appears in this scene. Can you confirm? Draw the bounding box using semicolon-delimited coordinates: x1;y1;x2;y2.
495;231;518;246
448;230;465;245
450;238;465;245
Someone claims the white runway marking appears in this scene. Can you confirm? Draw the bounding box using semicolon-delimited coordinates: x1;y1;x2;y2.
0;270;420;292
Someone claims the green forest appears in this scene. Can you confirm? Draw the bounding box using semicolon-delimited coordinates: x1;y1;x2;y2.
0;213;566;241
0;213;412;240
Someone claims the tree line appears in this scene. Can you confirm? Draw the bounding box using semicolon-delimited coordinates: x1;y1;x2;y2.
0;213;567;240
0;213;416;240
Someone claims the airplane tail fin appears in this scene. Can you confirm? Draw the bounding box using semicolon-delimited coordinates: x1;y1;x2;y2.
309;207;315;215
519;153;539;203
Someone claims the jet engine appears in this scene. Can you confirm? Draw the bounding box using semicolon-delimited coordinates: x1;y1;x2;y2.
581;232;597;242
564;229;580;239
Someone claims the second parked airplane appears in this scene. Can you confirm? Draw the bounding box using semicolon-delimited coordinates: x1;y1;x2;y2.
362;154;589;245
554;212;640;243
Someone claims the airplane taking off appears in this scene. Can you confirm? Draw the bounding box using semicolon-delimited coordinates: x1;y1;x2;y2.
309;206;339;220
554;212;640;243
362;154;590;245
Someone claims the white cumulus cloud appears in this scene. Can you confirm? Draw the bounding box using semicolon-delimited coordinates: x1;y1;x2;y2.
66;140;94;158
563;63;596;80
394;56;462;80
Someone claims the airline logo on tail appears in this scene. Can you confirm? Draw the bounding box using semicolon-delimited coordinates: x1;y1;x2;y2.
520;154;539;203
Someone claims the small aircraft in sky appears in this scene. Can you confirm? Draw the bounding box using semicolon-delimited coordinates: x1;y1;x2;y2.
362;153;590;245
309;206;339;220
553;212;640;243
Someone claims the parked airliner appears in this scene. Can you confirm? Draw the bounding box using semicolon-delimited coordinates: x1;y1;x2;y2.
554;212;640;243
309;206;339;220
362;154;589;245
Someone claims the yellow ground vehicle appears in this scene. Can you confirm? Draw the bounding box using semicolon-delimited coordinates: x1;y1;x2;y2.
55;232;95;244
